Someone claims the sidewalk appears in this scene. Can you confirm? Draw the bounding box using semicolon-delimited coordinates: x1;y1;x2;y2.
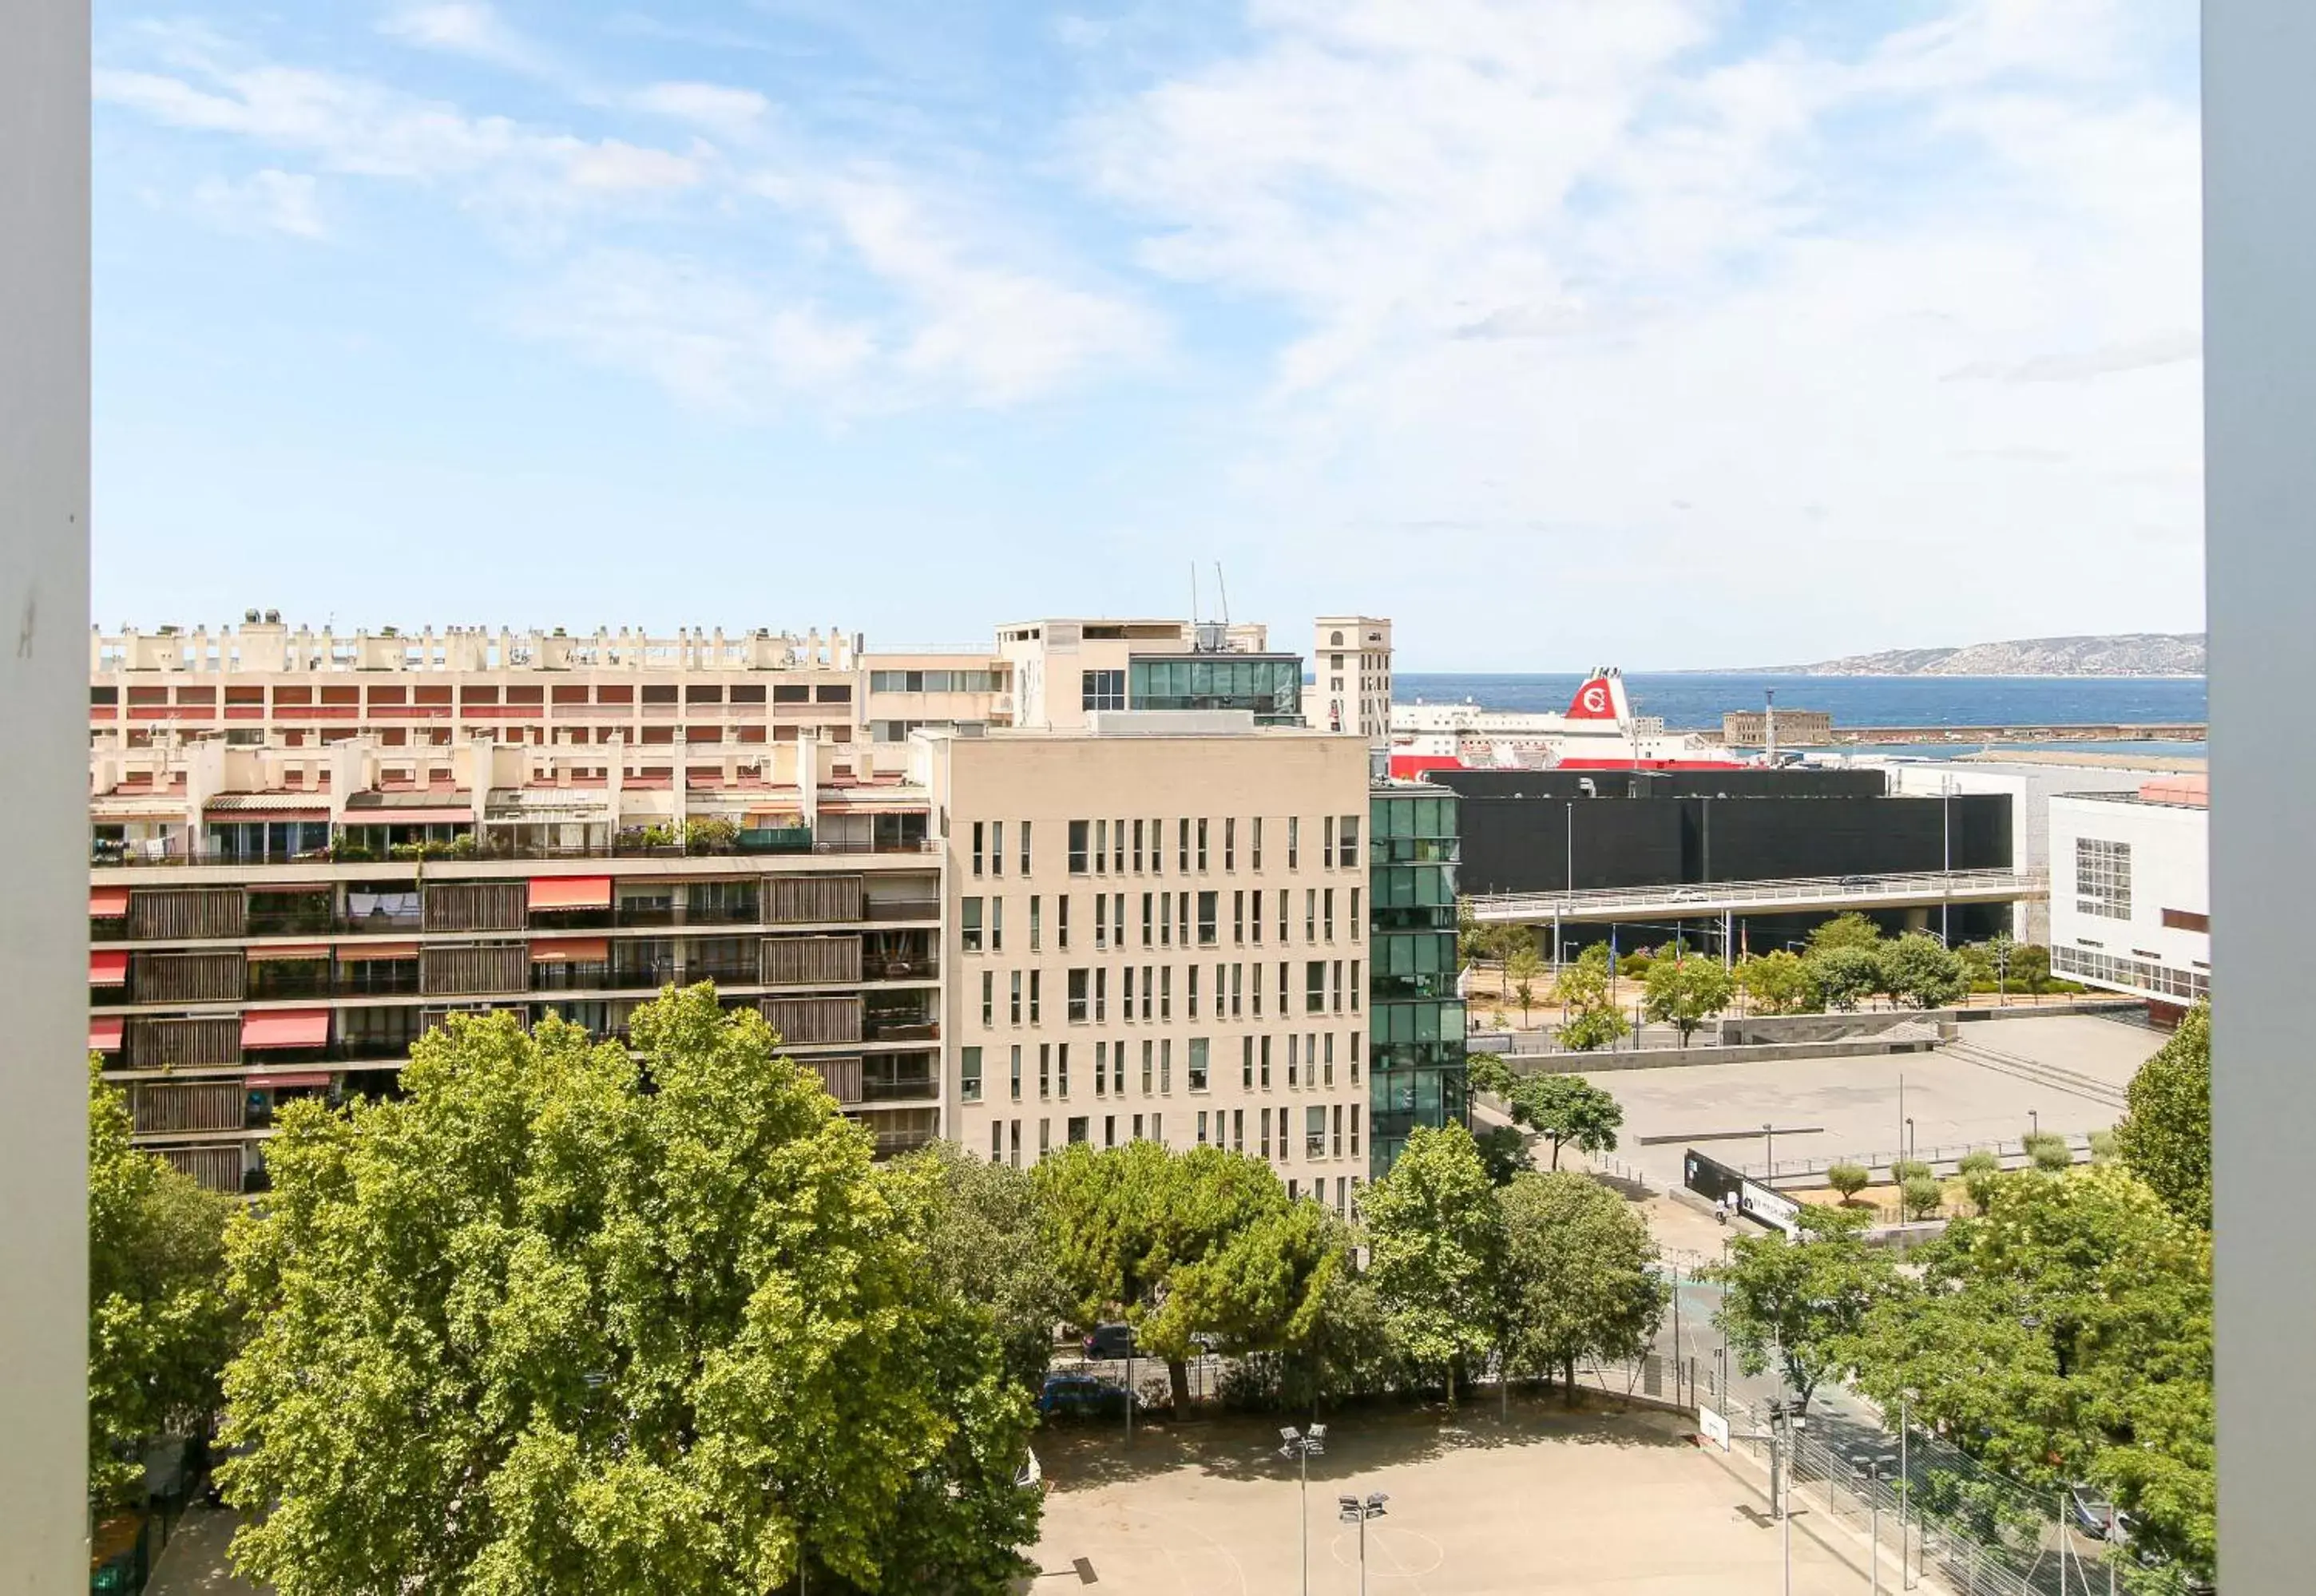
147;1507;264;1595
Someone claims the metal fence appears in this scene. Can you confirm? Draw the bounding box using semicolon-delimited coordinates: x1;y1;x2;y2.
1718;1393;2205;1596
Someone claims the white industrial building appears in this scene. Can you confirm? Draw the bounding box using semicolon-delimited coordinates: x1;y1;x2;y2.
2046;779;2210;1021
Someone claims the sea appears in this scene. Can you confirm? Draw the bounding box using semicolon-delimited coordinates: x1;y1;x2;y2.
1393;672;2209;758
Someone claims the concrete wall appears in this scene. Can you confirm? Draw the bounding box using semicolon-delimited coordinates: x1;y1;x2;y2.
0;0;91;1578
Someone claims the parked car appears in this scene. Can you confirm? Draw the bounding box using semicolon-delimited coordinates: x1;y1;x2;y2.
1082;1321;1136;1360
2068;1483;2117;1539
1037;1372;1138;1420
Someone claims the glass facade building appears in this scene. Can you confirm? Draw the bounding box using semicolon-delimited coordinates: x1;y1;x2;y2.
1367;786;1466;1178
1127;655;1306;725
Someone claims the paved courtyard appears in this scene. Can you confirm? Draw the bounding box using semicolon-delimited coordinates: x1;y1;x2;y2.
1027;1402;1876;1596
1571;1012;2159;1190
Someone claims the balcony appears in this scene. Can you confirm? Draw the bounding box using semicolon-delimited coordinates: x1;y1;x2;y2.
863;1019;940;1043
92;833;939;869
864;897;942;923
862;953;938;981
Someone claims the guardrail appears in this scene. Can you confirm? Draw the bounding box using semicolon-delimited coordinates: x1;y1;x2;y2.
1467;867;2048;924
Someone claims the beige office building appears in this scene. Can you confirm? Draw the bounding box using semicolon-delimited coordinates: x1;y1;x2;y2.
1310;616;1394;749
923;718;1375;1214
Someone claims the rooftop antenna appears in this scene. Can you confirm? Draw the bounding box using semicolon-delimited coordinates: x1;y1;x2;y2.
1191;562;1200;628
1214;562;1231;627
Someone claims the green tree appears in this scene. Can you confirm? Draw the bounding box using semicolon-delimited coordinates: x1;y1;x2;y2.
1826;1162;1871;1204
218;992;1038;1595
1892;1158;1933;1185
1037;1140;1310;1413
1807;912;1883;955
1881;933;1969;1009
1810;945;1883;1012
2116;1001;2211;1229
1494;1172;1666;1408
88;1059;240;1512
1708;1206;1906;1413
1499;1075;1624;1170
1737;950;1821;1016
1361;1124;1502;1408
1640;953;1736;1044
1846;1164;2213;1578
1553;956;1631;1051
1899;1174;1945;1221
2009;942;2052;994
1957;1148;2003;1214
897;1141;1073;1392
1505;942;1545;1025
2025;1131;2074;1173
1984;932;2017;996
1473;1124;1533;1186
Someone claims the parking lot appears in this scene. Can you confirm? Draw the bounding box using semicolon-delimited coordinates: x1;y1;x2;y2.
1026;1401;1874;1595
1572;1012;2157;1190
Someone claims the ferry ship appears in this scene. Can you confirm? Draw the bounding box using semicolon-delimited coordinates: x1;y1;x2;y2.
1386;667;1747;777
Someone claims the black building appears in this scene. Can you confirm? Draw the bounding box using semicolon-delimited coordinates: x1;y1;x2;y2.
1430;766;2014;947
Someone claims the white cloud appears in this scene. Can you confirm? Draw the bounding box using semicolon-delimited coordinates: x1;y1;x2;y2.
630;81;772;142
378;3;553;77
189;168;328;240
1073;0;2205;658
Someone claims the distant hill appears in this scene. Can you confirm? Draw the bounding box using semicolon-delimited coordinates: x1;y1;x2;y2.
1747;633;2206;677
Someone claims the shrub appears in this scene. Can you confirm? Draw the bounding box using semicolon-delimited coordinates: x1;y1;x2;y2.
2025;1132;2074;1173
2087;1127;2120;1162
1892;1158;1933;1185
1618;951;1654;980
1957;1148;2003;1213
1900;1174;1946;1222
1826;1162;1871;1203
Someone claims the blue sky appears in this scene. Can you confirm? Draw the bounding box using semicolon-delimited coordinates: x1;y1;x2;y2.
94;1;2203;669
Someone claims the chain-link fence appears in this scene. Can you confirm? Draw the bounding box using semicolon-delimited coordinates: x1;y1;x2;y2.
1718;1394;2207;1596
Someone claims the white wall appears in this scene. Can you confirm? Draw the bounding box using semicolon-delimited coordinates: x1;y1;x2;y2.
2046;796;2209;1005
0;0;92;1578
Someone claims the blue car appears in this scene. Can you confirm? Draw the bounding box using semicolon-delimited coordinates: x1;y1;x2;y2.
1037;1372;1137;1420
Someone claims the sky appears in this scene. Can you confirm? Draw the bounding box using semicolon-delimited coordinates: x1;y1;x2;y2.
92;0;2204;670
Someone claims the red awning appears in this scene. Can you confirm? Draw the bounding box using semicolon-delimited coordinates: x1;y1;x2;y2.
251;1071;333;1089
89;950;129;985
529;937;610;964
89;1016;124;1052
245;943;331;962
335;941;419;962
242;1009;331;1049
528;876;612;911
341;807;474;827
90;887;130;917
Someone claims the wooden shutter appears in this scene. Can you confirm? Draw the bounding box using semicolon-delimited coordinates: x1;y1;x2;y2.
766;873;863;925
157;1145;244;1194
422;881;528;933
812;1056;863;1104
761;935;863;985
419;942;529;996
759;995;863;1044
125;1016;244;1069
129;888;246;940
133;1082;245;1134
132;951;245;1004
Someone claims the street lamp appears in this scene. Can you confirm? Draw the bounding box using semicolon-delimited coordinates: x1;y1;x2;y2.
2029;1108;2040;1139
1337;1491;1390;1596
1279;1425;1327;1596
1763;1121;1776;1179
1905;1118;1915;1162
1850;1454;1899;1596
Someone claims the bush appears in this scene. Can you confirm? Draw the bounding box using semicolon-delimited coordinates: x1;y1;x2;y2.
1618;951;1653;980
1826;1162;1871;1203
1892;1158;1933;1185
1957;1148;2003;1213
2025;1132;2074;1173
2087;1127;2120;1162
1900;1174;1946;1221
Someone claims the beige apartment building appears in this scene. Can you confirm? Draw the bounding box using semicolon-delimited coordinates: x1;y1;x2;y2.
923;719;1376;1216
1310;616;1394;750
81;608;1450;1199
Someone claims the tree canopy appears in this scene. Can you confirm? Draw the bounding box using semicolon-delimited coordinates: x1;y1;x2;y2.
88;1059;241;1511
1879;933;1969;1009
1807;912;1882;954
1553;954;1630;1051
1035;1140;1331;1411
1737;950;1820;1016
1640;954;1735;1043
218;990;1038;1595
1810;945;1884;1012
2116;1000;2211;1229
896;1140;1074;1392
1493;1171;1664;1404
1498;1074;1624;1170
1846;1162;2213;1578
1708;1206;1904;1412
1360;1124;1502;1407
